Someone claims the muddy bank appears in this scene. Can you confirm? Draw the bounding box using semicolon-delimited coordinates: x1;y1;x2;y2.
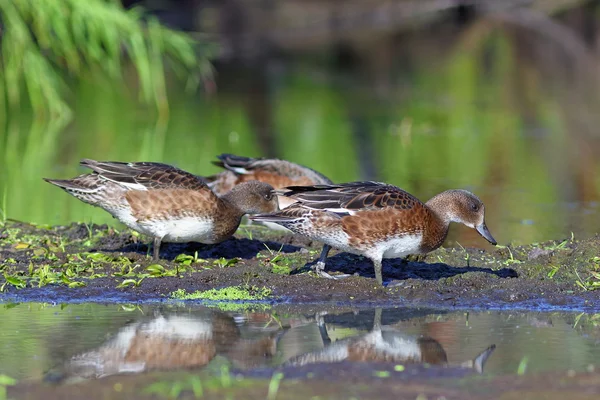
1;221;599;310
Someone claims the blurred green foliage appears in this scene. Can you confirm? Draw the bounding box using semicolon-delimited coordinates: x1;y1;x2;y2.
0;0;214;124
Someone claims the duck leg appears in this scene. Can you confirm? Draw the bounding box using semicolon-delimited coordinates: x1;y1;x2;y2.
152;237;162;261
313;244;332;278
372;256;383;286
313;245;351;280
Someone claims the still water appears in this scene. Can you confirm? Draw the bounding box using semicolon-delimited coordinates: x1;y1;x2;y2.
0;303;598;382
1;21;600;249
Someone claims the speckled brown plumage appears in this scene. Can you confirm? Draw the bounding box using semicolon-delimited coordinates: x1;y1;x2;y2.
206;154;333;196
126;188;219;221
44;159;278;260
251;181;496;285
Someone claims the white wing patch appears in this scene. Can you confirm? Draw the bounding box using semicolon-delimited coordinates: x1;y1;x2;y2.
98;175;148;191
230;167;249;174
321;207;357;216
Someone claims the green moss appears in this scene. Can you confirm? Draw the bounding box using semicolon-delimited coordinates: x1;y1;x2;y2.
271;263;292;275
170;285;273;301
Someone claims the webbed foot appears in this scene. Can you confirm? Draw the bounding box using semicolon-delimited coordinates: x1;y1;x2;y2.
313;261;350;280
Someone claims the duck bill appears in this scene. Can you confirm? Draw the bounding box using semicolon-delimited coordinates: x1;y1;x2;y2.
476;222;497;245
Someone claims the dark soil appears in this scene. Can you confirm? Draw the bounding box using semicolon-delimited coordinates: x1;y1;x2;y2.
1;221;600;310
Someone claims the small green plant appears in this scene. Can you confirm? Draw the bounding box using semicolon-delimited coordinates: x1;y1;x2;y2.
259;245;293;275
212;257;240;268
113;264;139;277
174;252;204;266
542;233;574;251
547;265;560;278
240;227;253;240
60;274;86;288
456;243;470;266
146;264;172;277
574;257;600;291
116;276;147;288
84;221;95;244
496;245;522;265
1;273;26;291
575;270;600;291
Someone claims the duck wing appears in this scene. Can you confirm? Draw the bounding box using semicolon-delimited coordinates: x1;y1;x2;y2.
277;181;421;214
80;159;207;191
212;153;333;184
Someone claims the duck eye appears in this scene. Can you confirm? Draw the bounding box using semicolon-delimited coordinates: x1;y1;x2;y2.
471;203;479;211
265;192;273;201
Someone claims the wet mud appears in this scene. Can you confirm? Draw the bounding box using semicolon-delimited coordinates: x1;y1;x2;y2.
1;221;599;310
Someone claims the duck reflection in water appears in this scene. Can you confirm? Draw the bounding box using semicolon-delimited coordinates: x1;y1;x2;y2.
285;309;496;373
47;310;284;382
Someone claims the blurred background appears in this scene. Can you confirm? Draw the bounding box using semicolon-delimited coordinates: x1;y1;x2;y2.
1;0;600;248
